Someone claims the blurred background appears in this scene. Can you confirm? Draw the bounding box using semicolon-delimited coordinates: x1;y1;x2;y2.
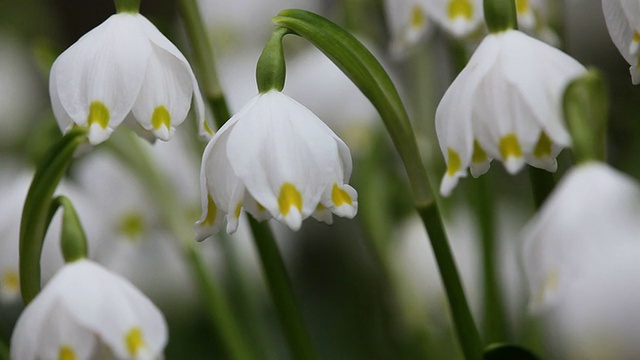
0;0;637;359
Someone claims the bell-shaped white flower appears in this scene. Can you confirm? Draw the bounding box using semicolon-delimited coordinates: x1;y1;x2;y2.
11;259;167;360
420;0;484;37
384;0;433;57
195;89;358;239
436;29;586;196
520;163;640;358
520;163;640;311
602;0;640;84
50;12;208;145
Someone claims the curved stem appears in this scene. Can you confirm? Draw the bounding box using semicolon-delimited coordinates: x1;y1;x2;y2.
19;128;87;304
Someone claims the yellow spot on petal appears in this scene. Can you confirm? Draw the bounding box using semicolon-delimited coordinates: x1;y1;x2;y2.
533;132;553;158
410;5;425;29
516;0;530;13
535;270;559;307
278;183;302;216
203;121;213;135
1;269;19;295
87;101;110;129
634;30;640;42
118;212;145;241
234;203;242;218
472;140;487;163
316;203;326;211
58;345;76;360
448;0;473;20
125;327;147;357
203;195;218;225
446;147;462;176
331;183;353;207
151;105;171;131
499;134;522;160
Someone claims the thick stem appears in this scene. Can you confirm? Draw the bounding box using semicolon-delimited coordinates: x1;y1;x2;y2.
472;176;507;342
417;204;484;360
248;218;319;360
177;0;230;127
19;128;87;304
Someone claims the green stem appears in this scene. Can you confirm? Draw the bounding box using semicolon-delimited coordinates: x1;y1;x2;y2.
248;218;318;360
19;128;87;304
272;9;482;358
177;5;318;357
417;204;484;360
107;132;255;360
528;167;555;209
0;335;8;360
472;176;507;342
177;0;231;127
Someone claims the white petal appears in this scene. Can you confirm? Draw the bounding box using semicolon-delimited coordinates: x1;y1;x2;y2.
469;159;491;177
226;91;340;224
49;60;73;134
132;44;193;141
521;163;640;311
136;14;209;139
88;123;114;145
53;14;151;133
55;260;167;359
435;34;499;195
330;184;358;218
420;0;483;37
311;205;334;225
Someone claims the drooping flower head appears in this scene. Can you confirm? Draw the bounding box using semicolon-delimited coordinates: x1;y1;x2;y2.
50;11;208;145
602;0;640;84
420;0;484;37
384;0;432;56
436;28;586;196
520;163;640;358
195;89;358;239
10;259;168;360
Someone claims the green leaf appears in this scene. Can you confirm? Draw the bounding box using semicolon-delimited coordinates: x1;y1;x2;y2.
19;128;87;304
272;9;433;207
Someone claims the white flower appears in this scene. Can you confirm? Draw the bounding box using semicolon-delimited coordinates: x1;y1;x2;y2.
602;0;640;84
520;163;640;311
10;259;167;360
520;163;640;358
420;0;484;37
50;12;207;145
384;0;432;57
435;29;586;196
195;89;358;239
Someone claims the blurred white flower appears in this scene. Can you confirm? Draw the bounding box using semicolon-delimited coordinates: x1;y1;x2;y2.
50;12;207;145
384;0;433;57
602;0;640;83
0;34;43;146
436;29;586;196
0;170;101;304
421;0;484;37
10;259;167;360
521;163;640;358
196;90;358;239
521;162;640;311
73;148;198;306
